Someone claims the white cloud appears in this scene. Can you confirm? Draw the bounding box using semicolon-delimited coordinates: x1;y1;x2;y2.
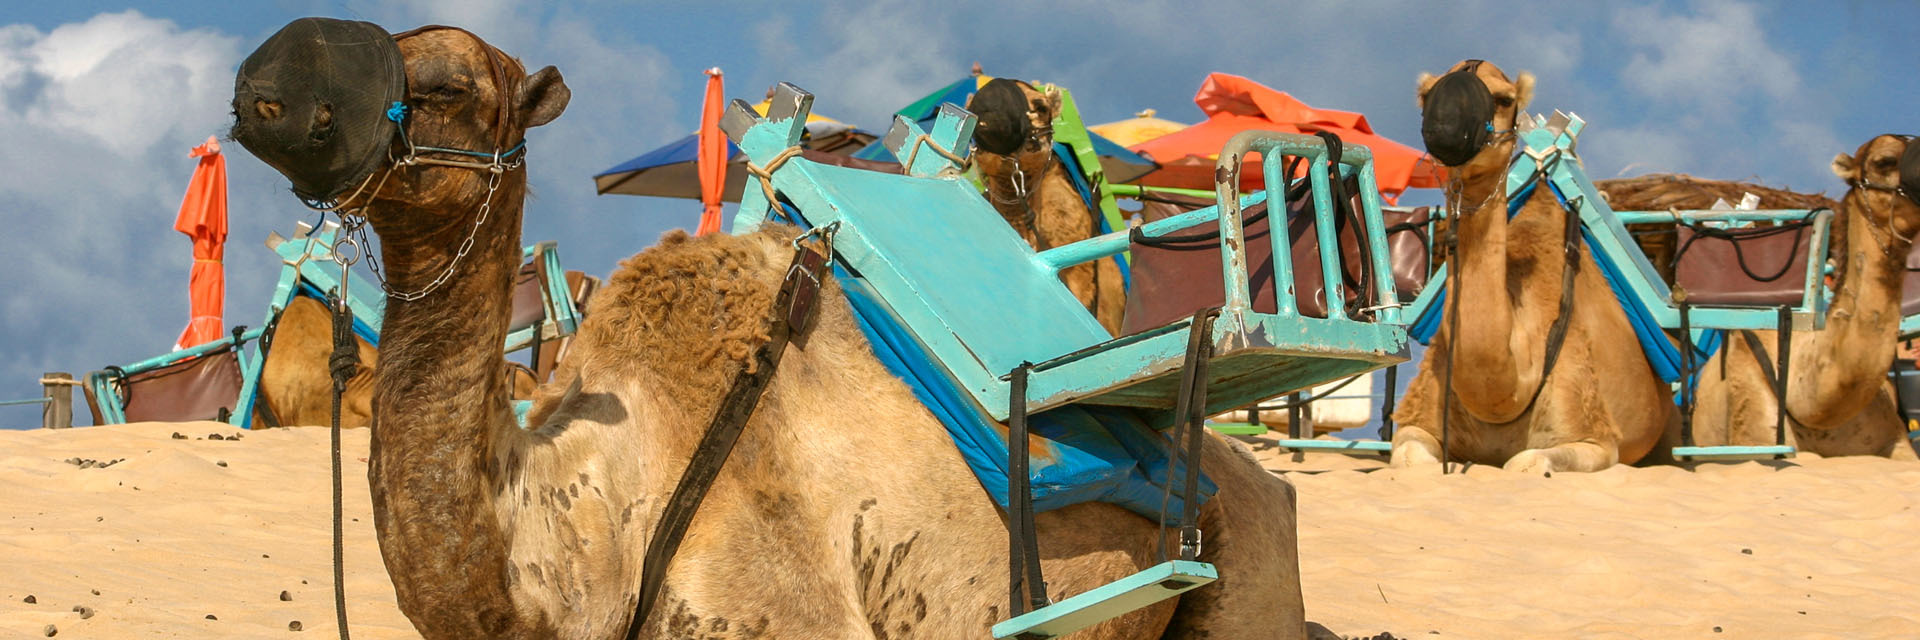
1613;0;1797;110
0;11;261;423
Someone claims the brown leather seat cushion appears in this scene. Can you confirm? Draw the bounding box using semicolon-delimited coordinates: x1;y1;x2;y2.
1672;223;1811;307
107;350;246;423
508;258;546;333
1121;193;1432;335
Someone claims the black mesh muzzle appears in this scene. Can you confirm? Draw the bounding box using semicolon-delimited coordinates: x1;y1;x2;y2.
970;78;1033;156
1420;66;1496;167
231;18;406;203
1900;136;1920;206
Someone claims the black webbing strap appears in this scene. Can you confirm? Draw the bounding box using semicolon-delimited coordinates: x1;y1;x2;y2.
1006;363;1048;619
1521;177;1583;412
624;234;833;640
1174;311;1217;561
1734;306;1797;451
1678;301;1696;448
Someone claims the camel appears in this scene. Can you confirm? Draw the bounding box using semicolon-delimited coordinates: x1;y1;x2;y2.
229;21;1306;639
1390;60;1676;473
968;78;1127;335
255;295;537;428
1684;135;1920;459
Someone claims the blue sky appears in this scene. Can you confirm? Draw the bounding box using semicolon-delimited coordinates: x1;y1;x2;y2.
2;0;1915;425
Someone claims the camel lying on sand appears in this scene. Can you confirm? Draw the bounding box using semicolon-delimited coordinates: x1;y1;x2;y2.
1391;59;1676;473
229;19;1306;638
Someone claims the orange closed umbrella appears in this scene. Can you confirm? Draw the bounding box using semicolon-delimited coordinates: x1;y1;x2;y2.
1132;73;1443;203
173;135;228;350
694;67;727;236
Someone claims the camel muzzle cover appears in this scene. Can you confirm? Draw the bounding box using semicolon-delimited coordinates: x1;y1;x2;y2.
231;17;407;204
1900;136;1920;205
970;78;1035;157
1420;68;1496;168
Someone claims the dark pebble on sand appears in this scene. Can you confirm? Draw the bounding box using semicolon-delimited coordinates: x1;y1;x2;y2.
289;620;303;631
218;461;228;467
171;432;186;440
24;594;36;603
43;624;55;637
1741;548;1752;555
208;434;224;441
72;605;93;619
206;614;217;620
90;589;99;596
279;590;291;601
1713;626;1722;633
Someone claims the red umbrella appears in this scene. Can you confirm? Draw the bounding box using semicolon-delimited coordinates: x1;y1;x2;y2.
173;135;227;349
695;67;726;235
1131;73;1444;203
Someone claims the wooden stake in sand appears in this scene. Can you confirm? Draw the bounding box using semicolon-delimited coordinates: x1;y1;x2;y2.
40;373;74;429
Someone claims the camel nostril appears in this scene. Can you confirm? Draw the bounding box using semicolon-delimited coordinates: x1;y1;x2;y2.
255;99;283;120
308;103;335;143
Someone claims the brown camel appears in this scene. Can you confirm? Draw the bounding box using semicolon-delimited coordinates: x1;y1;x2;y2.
1685;135;1920;459
1391;60;1676;473
969;78;1127;335
230;21;1306;639
255;295;537;428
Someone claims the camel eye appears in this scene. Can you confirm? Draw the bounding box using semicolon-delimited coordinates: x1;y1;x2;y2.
1873;157;1897;171
1495;95;1515;108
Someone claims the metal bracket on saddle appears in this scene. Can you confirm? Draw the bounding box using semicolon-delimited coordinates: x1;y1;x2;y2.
882;103;976;178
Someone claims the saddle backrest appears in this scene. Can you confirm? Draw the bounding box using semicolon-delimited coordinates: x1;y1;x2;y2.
1672;222;1812;307
91;350;246;424
1121;192;1431;335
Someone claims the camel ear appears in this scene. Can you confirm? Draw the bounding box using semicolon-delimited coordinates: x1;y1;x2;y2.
1415;72;1438;109
1044;86;1063;119
517;65;570;129
1514;72;1535;112
1832;152;1857;180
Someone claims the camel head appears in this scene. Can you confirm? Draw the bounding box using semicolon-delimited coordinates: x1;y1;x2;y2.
1833;134;1920;249
968;77;1061;177
230;18;570;223
1416;59;1533;175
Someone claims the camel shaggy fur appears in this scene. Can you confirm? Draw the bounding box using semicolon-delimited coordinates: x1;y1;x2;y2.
231;24;1306;639
1391;60;1676;473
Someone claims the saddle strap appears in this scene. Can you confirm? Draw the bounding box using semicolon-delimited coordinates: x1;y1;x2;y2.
1736;318;1806;434
624;235;832;640
1518;176;1583;414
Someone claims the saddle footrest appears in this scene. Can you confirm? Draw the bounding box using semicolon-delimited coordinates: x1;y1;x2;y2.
1274;439;1391;454
990;560;1216;639
1672;445;1795;461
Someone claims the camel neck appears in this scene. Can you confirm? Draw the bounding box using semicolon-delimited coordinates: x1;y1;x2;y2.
1443;152;1567;423
1789;196;1912;426
362;174;530;635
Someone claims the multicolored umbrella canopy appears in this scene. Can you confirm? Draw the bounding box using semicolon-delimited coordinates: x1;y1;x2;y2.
848;74;1160;184
1130;73;1443;203
594;97;877;201
1088;109;1189;148
173;135;227;350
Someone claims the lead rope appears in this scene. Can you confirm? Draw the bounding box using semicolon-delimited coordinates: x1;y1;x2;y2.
327;230;362;640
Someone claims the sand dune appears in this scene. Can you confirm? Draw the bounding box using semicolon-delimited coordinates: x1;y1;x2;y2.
3;423;1917;638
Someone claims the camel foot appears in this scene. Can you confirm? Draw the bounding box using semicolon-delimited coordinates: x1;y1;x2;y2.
1390;440;1442;469
1503;449;1554;475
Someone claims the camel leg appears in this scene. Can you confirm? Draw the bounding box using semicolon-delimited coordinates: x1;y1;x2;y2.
1503;441;1615;474
1162;434;1306;639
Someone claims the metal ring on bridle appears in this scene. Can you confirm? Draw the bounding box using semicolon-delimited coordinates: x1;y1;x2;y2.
331;234;363;267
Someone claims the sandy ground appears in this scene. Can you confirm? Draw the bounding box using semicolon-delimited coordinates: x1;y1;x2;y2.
3;423;1918;639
